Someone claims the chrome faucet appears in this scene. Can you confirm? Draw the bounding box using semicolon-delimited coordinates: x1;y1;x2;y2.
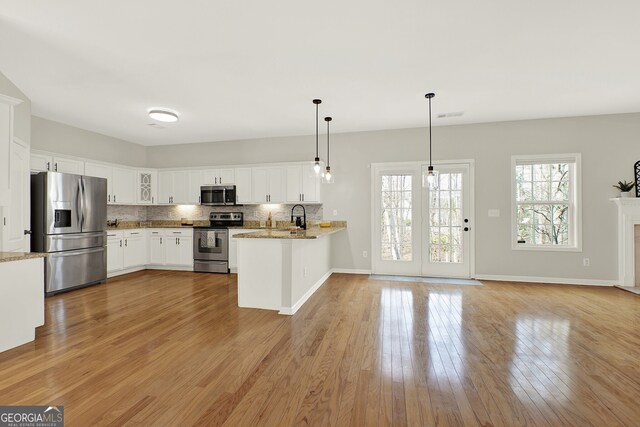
290;204;307;230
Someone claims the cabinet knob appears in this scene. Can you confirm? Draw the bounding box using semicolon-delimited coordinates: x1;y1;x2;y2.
464;227;469;232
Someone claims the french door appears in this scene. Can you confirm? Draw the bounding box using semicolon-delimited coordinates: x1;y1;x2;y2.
421;164;471;278
372;162;473;278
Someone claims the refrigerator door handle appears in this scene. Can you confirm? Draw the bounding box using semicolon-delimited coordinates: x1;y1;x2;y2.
76;180;82;228
80;178;86;230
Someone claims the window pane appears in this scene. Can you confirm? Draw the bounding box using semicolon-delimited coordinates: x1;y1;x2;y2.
381;175;412;261
515;159;574;247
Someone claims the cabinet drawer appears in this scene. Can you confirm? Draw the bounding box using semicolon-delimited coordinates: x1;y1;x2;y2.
166;228;193;237
107;231;123;239
124;229;145;238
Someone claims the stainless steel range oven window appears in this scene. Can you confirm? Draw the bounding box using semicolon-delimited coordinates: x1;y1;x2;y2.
194;229;228;261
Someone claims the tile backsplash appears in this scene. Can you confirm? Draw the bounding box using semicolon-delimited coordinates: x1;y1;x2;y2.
108;204;323;222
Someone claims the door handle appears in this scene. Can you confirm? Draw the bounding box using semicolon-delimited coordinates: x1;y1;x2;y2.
152;196;154;204
160;237;162;244
302;194;305;202
24;230;32;235
46;161;50;171
108;194;111;203
120;239;122;247
114;195;117;203
178;238;180;245
125;239;128;246
199;196;201;203
54;163;58;171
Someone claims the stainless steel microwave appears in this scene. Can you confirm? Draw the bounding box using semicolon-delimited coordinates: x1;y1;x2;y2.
200;185;238;205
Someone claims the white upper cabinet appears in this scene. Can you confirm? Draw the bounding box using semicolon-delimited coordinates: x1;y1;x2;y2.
301;163;321;203
85;163;136;205
136;169;157;205
187;171;203;204
30;152;52;173
52;156;84;175
235;168;252;204
171;171;189;204
158;171;193;204
158;171;174;204
84;162;114;204
286;164;321;203
252;167;285;203
203;168;235;185
112;167;136;205
30;152;85;175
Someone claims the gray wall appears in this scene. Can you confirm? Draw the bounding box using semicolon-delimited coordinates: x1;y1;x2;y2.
31;116;146;167
147;113;640;281
0;69;30;143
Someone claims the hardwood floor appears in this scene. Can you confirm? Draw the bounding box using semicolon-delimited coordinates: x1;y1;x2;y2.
0;271;639;426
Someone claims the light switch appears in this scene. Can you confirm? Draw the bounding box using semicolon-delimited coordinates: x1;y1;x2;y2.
488;209;500;217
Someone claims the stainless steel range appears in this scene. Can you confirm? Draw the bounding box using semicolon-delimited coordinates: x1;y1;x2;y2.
193;212;243;273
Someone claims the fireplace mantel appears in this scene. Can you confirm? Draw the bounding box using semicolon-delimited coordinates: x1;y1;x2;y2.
611;197;640;288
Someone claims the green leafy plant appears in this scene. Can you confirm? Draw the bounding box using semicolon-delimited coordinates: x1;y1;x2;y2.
613;180;635;192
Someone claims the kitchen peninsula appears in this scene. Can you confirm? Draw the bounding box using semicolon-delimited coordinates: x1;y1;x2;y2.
234;224;345;315
0;252;46;353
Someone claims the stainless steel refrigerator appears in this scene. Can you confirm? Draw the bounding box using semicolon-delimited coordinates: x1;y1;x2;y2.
31;172;108;294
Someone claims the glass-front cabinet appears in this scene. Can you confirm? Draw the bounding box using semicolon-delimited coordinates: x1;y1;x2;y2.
136;169;158;204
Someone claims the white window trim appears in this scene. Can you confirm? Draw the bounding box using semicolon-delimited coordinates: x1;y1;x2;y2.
511;153;582;252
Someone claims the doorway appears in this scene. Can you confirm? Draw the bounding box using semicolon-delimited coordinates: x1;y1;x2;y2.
372;161;474;278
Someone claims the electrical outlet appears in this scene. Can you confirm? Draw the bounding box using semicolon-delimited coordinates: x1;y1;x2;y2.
583;258;590;267
362;250;368;258
333;209;338;216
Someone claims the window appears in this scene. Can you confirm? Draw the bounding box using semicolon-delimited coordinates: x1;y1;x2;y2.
512;154;581;251
380;174;413;260
428;172;464;263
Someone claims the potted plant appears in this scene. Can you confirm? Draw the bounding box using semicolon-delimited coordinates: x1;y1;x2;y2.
613;180;635;198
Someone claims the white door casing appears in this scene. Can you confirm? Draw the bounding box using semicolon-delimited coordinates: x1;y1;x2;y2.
4;137;30;252
372;161;475;279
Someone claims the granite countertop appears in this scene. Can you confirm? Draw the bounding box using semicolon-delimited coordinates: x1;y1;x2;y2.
233;226;346;240
0;252;47;263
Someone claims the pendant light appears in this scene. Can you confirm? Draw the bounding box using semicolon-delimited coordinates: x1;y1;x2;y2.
323;116;334;183
313;99;322;174
423;92;439;189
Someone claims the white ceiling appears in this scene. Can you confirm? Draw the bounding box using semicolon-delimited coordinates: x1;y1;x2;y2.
1;1;639;146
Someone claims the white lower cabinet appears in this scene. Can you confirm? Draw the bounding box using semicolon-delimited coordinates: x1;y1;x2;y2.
107;230;147;276
123;230;147;269
107;228;192;277
228;229;261;271
147;228;193;269
107;231;124;274
148;230;166;265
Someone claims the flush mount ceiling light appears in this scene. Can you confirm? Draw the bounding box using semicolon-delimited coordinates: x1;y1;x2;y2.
423;92;439;190
148;108;179;123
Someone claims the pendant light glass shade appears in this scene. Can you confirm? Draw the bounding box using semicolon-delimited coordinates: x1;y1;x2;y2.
422;92;438;189
313;99;322;175
322;116;334;184
423;165;439;190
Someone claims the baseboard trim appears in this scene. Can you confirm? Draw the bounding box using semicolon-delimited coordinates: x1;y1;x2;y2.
331;268;372;275
145;265;193;272
107;266;145;278
280;269;333;316
475;274;617;287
